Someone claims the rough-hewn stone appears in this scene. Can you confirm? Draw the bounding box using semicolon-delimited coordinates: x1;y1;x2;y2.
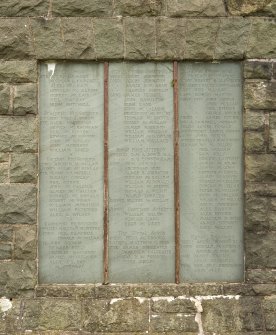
0;19;33;59
227;0;276;16
245;154;276;182
95;284;133;299
0;153;9;163
23;299;81;330
247;269;276;283
222;284;255;296
246;232;276;268
115;0;163;16
247;19;276;58
0;116;37;152
0;84;10;114
125;18;156;59
132;283;190;297
245;196;269;232
151;297;196;313
270;113;276;151
185;19;220;59
13;83;37;115
0;225;13;241
52;0;113;16
0;184;37;224
0;243;12;259
83;298;148;332
269;198;276;230
252;284;276;295
94;18;124;59
156;18;186;59
167;0;226;16
0;61;37;83
214;18;251;59
14;225;36;260
244;61;273;79
188;283;223;296
149;312;197;332
245;132;266;152
31;18;65;59
10;153;37;183
245;81;276;110
0;0;48;16
0;163;9;183
62;18;95;59
263;296;276;330
0;299;21;334
36;285;96;298
0;260;36;296
244;110;265;130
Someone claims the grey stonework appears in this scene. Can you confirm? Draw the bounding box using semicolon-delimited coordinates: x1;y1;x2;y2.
0;0;275;334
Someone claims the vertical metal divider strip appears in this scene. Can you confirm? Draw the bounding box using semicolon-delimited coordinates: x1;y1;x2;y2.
173;61;180;284
103;62;109;284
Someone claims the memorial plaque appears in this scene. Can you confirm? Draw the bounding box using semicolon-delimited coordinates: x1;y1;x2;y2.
39;63;104;283
179;63;244;282
109;63;175;282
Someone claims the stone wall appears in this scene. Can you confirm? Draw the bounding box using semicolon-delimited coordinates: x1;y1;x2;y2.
0;0;275;334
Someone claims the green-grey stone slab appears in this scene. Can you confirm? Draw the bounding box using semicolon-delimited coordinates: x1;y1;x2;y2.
109;63;175;283
179;63;244;282
39;63;104;283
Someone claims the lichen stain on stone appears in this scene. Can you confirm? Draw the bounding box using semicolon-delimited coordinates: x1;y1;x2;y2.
47;63;56;79
0;297;12;314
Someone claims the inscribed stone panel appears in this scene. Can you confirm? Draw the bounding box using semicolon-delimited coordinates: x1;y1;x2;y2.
179;63;244;282
39;63;104;283
109;62;175;282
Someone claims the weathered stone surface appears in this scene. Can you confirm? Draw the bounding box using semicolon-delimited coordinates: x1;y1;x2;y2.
246;232;276;268
245;81;276;110
149;312;197;332
252;284;276;295
202;298;262;332
263;296;276;330
31;18;65;59
188;284;223;296
269;198;276;230
228;0;276;16
13;83;37;115
244;110;265;130
10;153;37;183
270;129;276;151
0;225;13;241
156;18;186;59
0;0;48;16
14;225;36;260
245;182;276;197
52;0;112;16
185;19;219;59
62;18;95;59
95;285;132;299
0;185;37;224
271;112;276;128
0;163;9;183
245;132;266;152
0;299;21;333
36;285;96;298
246;155;276;182
0;243;12;259
244;61;272;79
0;261;36;296
245;195;269;232
125;18;156;59
0;116;37;152
94;18;124;59
0;84;10;114
151;297;196;313
214;18;251;59
0;19;33;59
0;61;37;83
247;19;276;58
247;269;276;283
0;153;9;163
23;299;81;330
83;299;148;332
132;284;189;298
115;0;163;16
222;284;255;296
167;0;226;16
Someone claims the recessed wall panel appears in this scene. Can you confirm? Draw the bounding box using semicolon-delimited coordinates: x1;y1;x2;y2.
109;63;175;282
39;63;104;283
179;63;244;282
